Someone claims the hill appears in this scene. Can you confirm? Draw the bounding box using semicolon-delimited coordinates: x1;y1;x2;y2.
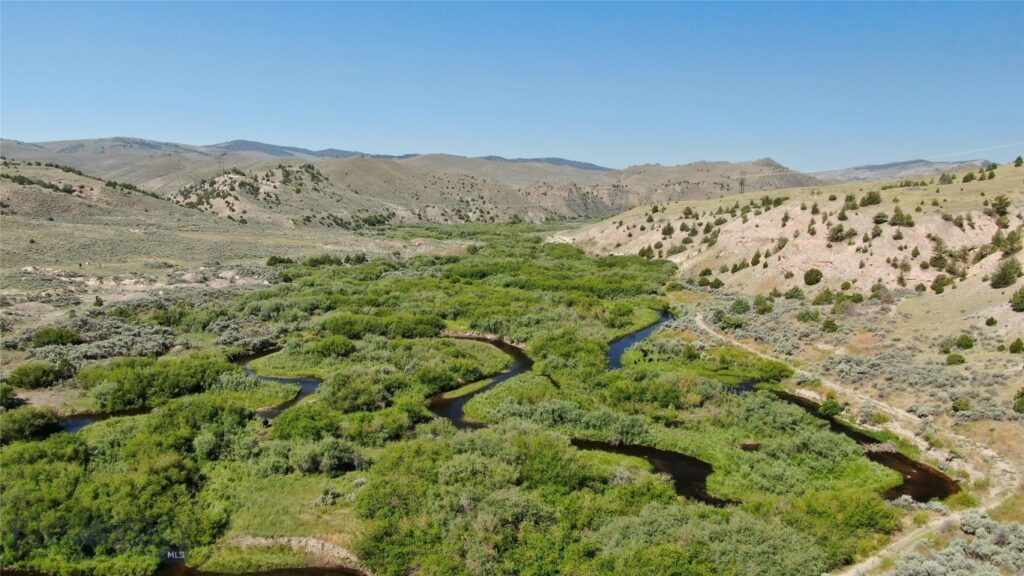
1;138;821;225
558;161;1024;345
0;159;460;281
815;158;991;182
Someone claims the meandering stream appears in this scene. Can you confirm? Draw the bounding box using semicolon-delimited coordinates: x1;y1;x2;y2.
56;310;957;504
423;311;727;506
43;310;963;576
774;391;960;501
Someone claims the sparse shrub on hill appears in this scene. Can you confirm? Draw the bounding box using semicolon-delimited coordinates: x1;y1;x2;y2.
785;286;805;300
954;335;974;350
932;274;953;294
951;397;973;413
1010;338;1024;354
753;295;773;314
890;510;1024;576
889;207;915;227
730;299;751;315
859;191;882;207
1012;288;1024;312
804;269;823;286
990;258;1021;289
266;255;295;266
946;353;966;365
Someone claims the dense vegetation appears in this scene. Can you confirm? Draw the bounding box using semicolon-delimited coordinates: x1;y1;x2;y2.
1;229;914;576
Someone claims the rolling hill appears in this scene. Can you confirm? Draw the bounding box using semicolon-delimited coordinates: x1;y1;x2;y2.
814;158;992;183
557;161;1024;334
0;137;822;226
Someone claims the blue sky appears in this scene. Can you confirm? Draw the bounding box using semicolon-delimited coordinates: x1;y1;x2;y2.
2;2;1022;170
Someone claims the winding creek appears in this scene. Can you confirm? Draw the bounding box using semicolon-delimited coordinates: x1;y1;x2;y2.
47;309;960;575
774;391;961;501
56;310;958;504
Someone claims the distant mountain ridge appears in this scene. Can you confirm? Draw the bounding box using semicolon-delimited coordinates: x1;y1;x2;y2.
210;139;608;169
0;136;822;227
814;158;991;182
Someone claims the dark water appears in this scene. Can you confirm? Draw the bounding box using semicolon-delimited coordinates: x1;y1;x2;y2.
571;438;728;506
154;565;365;576
423;315;725;505
56;407;149;432
37;310;957;576
242;372;321;419
774;391;960;501
5;563;366;576
54;347;303;432
427;337;534;430
606;309;672;369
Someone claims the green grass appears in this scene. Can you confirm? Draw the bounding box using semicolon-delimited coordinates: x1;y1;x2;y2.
433;377;494;400
198;384;300;410
204;464;366;544
198;544;307;573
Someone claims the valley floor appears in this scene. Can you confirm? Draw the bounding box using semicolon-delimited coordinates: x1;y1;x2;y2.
1;225;1021;576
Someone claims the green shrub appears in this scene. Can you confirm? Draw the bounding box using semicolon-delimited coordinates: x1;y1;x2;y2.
954;335;974;350
804;269;823;286
0;383;17;408
931;274;953;294
266;255;295;266
753;295;773;314
819;395;843;417
1009;338;1023;354
79;353;236;412
796;310;820;323
985;317;997;326
31;326;81;347
1014;389;1024;414
951;398;972;412
990;258;1021;289
311;335;356;358
272;403;340;441
859;191;882;207
289;438;358;476
1011;287;1024;312
730;299;751;315
946;353;966;365
321;312;444;339
0;406;58;444
5;361;69;389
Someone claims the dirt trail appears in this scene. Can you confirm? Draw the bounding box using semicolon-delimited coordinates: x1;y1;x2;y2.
693;313;1021;576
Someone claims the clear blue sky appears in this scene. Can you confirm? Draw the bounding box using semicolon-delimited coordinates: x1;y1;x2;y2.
2;2;1022;170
